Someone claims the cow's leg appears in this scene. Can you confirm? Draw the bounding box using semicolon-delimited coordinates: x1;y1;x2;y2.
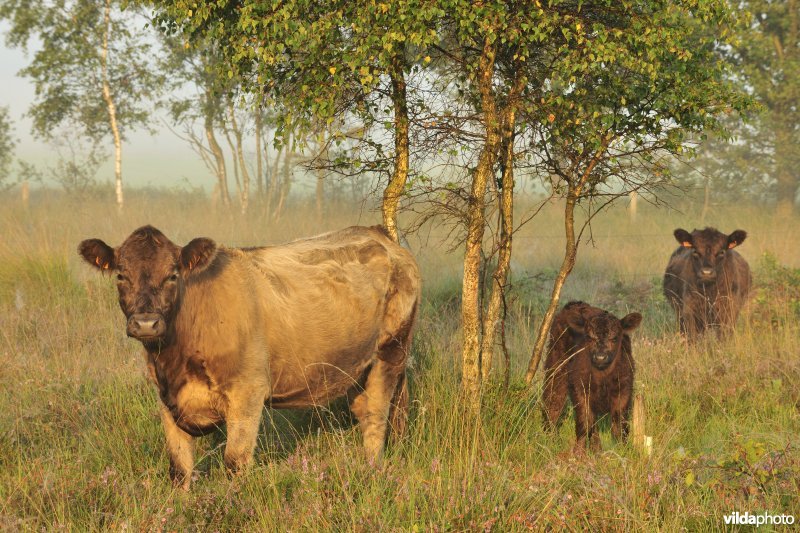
159;404;195;490
353;289;417;454
542;359;569;430
610;391;632;442
223;380;268;474
714;295;737;340
571;385;596;454
350;358;405;463
683;303;703;341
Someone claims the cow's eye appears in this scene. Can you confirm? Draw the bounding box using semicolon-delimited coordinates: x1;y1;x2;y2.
692;251;700;258
168;273;179;282
716;251;725;257
116;274;126;282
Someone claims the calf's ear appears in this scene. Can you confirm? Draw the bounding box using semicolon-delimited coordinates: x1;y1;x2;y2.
727;230;746;249
566;314;586;334
673;229;693;248
78;239;116;271
180;237;217;274
621;312;643;332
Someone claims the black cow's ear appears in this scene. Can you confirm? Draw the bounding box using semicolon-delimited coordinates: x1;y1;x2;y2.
727;230;747;249
566;314;586;334
674;229;693;248
180;237;217;274
621;312;643;332
78;239;116;271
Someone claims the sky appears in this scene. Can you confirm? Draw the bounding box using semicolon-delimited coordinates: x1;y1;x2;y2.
0;20;214;190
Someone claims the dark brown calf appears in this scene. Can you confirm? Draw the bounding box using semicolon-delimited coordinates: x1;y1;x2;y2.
542;301;642;453
663;227;751;340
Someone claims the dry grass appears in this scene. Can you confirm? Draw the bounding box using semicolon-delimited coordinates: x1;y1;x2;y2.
0;189;798;531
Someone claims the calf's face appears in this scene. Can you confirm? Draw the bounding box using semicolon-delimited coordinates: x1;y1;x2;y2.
674;227;746;283
78;226;217;346
567;311;642;369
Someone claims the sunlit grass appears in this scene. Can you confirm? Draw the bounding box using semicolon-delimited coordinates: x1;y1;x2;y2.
0;190;798;530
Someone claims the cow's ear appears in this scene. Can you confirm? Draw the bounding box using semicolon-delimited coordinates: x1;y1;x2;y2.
180;237;217;274
78;239;116;272
621;312;643;332
727;230;747;249
674;229;693;248
565;314;586;334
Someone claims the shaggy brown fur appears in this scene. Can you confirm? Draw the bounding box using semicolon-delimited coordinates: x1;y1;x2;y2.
663;227;751;340
542;302;642;453
79;225;421;489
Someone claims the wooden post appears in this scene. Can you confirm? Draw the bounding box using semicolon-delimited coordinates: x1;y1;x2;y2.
632;391;650;455
629;190;638;222
21;181;29;210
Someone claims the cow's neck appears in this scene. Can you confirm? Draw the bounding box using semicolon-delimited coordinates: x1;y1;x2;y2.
143;330;188;406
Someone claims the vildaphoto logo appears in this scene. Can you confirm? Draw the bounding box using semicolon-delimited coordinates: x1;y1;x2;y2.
723;511;795;527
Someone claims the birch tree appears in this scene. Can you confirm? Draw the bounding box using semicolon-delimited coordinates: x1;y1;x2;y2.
0;0;163;209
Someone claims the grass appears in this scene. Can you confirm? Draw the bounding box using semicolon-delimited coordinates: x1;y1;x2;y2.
0;190;798;531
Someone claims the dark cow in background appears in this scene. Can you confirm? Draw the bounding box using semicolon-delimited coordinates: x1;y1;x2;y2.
79;225;421;490
542;301;642;453
663;227;751;340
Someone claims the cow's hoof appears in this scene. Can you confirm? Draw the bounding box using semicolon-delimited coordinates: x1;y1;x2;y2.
224;455;251;475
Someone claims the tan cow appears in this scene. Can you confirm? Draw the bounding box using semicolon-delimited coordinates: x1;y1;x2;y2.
79;225;421;489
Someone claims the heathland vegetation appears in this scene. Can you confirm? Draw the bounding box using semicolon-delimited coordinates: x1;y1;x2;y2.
0;192;797;529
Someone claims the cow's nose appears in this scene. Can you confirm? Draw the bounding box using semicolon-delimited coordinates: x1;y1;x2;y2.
127;313;166;339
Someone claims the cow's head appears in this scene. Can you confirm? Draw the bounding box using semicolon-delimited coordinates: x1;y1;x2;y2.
567;310;642;370
78;226;217;347
673;227;746;284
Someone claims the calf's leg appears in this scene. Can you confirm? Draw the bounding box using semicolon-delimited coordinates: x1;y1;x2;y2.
610;392;632;442
160;404;195;490
571;385;598;453
541;361;569;430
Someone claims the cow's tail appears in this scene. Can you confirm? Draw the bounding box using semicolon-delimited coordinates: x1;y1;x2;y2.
387;371;409;439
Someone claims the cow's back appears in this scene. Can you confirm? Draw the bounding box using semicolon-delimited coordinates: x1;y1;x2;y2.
722;249;752;298
243;226;420;407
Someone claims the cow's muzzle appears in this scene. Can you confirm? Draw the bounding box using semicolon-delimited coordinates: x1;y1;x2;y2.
699;267;716;281
592;353;613;369
127;313;166;340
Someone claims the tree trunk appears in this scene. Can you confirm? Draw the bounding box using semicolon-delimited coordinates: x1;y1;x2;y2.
774;119;797;216
315;131;327;221
524;142;608;385
461;37;500;409
479;70;524;382
629;190;638;222
382;54;410;243
524;189;580;384
228;102;250;215
204;110;229;207
772;1;798;216
700;176;710;224
267;143;283;217
255;109;264;201
100;0;123;211
222;120;243;211
274;150;293;221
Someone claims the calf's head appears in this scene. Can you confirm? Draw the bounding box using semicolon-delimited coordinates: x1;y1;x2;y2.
567;310;642;369
78;225;217;346
673;227;746;283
